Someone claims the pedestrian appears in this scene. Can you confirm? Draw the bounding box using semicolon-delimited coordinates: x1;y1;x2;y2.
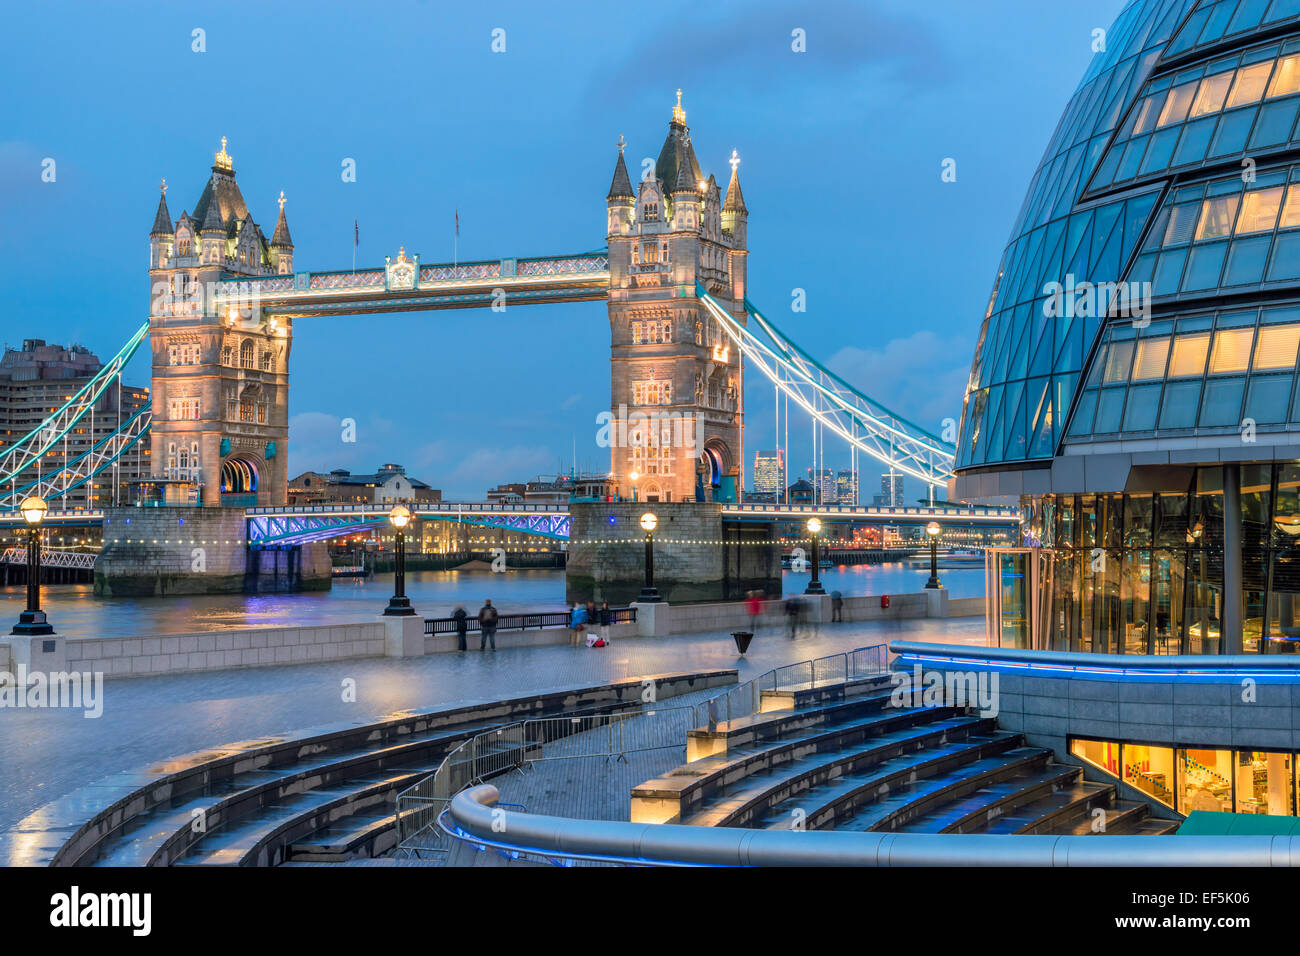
831;589;843;623
785;595;801;639
452;604;468;651
569;602;587;645
478;598;498;651
597;601;612;643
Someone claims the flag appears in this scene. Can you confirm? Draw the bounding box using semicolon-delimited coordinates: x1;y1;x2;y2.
354;220;359;246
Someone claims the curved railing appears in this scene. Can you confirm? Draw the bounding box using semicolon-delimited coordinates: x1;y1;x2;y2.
445;784;1300;867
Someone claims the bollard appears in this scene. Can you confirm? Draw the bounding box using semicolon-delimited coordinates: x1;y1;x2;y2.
732;630;754;654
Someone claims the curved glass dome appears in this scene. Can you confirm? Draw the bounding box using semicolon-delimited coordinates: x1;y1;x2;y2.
956;0;1300;472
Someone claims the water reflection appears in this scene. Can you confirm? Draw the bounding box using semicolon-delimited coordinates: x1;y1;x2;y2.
0;562;984;639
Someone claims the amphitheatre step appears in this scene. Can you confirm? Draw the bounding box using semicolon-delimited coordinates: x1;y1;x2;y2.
288;809;400;862
634;704;972;824
975;779;1113;834
753;729;1021;831
1057;799;1151;836
678;716;1002;828
894;763;1082;833
837;746;1054;832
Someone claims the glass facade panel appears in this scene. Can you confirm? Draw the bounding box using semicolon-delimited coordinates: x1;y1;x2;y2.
1253;323;1300;366
1124;743;1177;807
1245;373;1292;422
1238;752;1295;814
1237;185;1284;231
1180;748;1235;812
1169;331;1211;375
1132;336;1170;379
1209;327;1255;371
1196;195;1240;238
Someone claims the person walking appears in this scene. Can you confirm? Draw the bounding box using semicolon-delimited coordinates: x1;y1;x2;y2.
831;590;844;623
478;599;498;651
452;604;468;651
569;602;587;645
785;595;801;640
596;601;612;643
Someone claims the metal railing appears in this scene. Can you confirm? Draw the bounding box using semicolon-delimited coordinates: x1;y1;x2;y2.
395;700;690;859
692;644;888;730
424;606;636;636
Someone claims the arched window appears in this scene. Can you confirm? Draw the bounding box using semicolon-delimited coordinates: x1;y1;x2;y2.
239;339;254;369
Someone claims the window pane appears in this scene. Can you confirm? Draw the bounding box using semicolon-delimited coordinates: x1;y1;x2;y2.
1170;332;1211;376
1210;328;1256;372
1228;62;1273;107
1282;185;1300;228
1095;387;1126;432
1191;71;1233;116
1131;95;1161;135
1200;376;1247;426
1245;373;1293;423
1237;752;1295;815
1223;236;1271;285
1072;738;1120;776
1270;54;1300;98
1158;81;1198;126
1196;195;1240;239
1124;744;1177;808
1133;336;1171;380
1160;380;1202;428
1178;748;1234;813
1164;203;1201;244
1238;186;1285;232
1254;324;1300;367
1184;241;1228;290
1103;340;1134;383
1124;384;1162;430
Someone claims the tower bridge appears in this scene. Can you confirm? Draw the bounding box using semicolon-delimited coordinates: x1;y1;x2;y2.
8;92;979;597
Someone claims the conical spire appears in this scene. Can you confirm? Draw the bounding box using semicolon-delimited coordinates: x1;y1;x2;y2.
607;136;634;201
151;179;173;236
199;186;225;234
723;149;747;214
271;190;293;247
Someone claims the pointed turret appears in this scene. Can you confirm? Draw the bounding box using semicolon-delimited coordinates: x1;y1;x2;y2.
723;151;747;215
655;89;703;202
151;179;174;236
607;137;635;202
271;191;294;273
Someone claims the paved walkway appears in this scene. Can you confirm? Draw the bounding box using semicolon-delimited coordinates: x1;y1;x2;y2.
0;615;983;833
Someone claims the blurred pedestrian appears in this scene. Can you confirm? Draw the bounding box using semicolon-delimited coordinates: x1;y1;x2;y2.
478;599;498;651
452;604;468;651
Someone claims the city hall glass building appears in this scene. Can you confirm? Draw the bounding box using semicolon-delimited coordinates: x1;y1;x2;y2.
954;0;1300;656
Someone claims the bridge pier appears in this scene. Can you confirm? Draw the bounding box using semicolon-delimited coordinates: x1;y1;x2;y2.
94;506;331;597
566;502;780;605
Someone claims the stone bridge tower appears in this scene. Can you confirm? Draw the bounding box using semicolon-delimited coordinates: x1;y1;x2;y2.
605;92;749;503
147;139;292;507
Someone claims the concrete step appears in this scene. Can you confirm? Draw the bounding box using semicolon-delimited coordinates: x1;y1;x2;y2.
975;778;1113;834
838;746;1054;832
680;717;1002;827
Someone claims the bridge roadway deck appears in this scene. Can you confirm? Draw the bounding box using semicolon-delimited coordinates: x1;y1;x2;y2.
0;615;984;855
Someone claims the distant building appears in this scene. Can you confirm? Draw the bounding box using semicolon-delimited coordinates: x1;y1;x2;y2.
753;449;784;496
836;469;859;506
490;474;617;505
787;478;814;504
287;463;440;506
0;338;151;509
809;467;836;505
880;472;905;508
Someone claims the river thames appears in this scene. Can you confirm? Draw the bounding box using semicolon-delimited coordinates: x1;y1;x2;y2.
0;561;984;638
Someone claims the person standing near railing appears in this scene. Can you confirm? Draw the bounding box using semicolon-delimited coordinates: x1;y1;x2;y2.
452;604;468;652
596;602;612;642
569;602;587;645
478;599;498;651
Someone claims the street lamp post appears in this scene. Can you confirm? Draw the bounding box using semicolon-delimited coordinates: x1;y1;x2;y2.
12;495;54;635
925;521;942;590
805;517;826;595
639;511;661;602
629;470;640;503
383;504;415;616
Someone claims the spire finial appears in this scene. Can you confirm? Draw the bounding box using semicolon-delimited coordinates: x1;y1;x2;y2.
160;178;167;195
398;245;406;260
729;149;740;174
617;134;626;155
278;190;286;211
672;88;686;124
214;136;233;171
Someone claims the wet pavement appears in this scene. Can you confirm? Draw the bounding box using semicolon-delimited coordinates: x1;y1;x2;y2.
0;614;984;834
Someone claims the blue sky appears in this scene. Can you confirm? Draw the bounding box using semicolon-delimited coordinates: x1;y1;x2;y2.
0;0;1127;499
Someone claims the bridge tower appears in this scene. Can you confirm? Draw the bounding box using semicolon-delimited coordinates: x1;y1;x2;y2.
605;92;749;503
147;139;292;507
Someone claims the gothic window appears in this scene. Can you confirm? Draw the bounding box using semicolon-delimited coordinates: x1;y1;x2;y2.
167;398;200;420
631;244;640;266
642;240;658;264
239;339;255;369
632;379;672;405
660;320;672;343
632;321;642;345
644;202;659;221
166;442;176;477
222;345;234;366
259;351;272;371
226;399;238;420
256;403;268;424
695;321;703;345
661;241;670;263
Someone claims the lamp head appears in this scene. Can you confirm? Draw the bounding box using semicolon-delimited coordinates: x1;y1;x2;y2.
629;470;640;482
926;521;941;537
640;512;657;533
806;517;822;534
388;504;411;529
20;495;47;526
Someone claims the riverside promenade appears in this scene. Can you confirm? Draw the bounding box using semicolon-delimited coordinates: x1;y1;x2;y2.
0;614;983;836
